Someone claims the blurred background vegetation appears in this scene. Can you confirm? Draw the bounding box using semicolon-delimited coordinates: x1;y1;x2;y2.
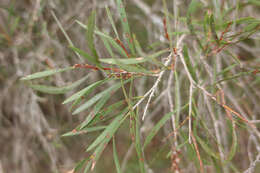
0;0;260;173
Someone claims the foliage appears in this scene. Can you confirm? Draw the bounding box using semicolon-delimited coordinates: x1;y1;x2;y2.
20;0;260;172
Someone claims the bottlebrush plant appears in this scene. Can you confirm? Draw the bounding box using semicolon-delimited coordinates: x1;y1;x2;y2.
21;0;260;172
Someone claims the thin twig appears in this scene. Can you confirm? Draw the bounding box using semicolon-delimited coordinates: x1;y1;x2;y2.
244;153;260;173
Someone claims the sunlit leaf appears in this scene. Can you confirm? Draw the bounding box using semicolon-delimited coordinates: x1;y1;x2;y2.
79;92;111;129
20;67;73;80
62;126;106;137
70;46;100;67
86;108;128;151
86;10;99;62
113;138;122;173
100;49;168;65
63;78;109;104
28;75;89;94
72;79;130;115
116;0;135;56
183;45;198;82
144;104;188;148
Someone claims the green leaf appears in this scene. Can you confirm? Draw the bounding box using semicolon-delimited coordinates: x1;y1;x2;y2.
243;22;260;32
144;104;188;148
216;63;238;76
76;20;129;58
187;0;201;16
61;126;106;137
116;0;135;56
102;34;129;58
74;158;89;173
186;10;203;49
116;62;153;74
209;14;219;45
215;69;258;84
70;46;100;67
79;92;111;130
86;108;128;151
72;79;131;115
63;78;109;104
135;115;145;173
100;49;169;65
28;75;89;94
100;57;145;65
86;10;99;62
235;17;260;25
20;67;73;80
248;0;260;6
113;138;122;173
83;161;91;173
106;7;119;39
195;134;220;159
225;122;237;163
132;34;146;57
87;100;126;126
203;11;210;37
183;45;198;82
100;34;115;58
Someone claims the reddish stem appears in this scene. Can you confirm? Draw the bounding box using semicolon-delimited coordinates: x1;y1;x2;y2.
115;38;130;58
163;17;170;41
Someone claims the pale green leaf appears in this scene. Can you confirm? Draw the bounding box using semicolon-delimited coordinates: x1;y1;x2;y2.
72;79;130;115
20;67;73;81
28;75;89;94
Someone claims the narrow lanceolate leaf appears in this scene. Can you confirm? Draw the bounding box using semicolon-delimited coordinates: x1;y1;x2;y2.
133;35;145;56
28;75;89;94
20;67;73;80
86;10;99;62
195;135;220;159
73;79;131;115
61;126;106;137
100;35;115;58
243;22;260;33
144;104;189;148
79;92;111;130
113;138;122;173
225;122;237;163
186;0;203;49
209;14;219;45
100;49;169;65
104;35;129;58
183;45;198;82
215;69;260;84
106;7;119;38
203;11;210;37
216;63;238;76
135;116;145;173
76;20;129;58
100;57;146;65
63;78;109;104
116;0;135;56
73;158;89;173
187;0;201;16
87;100;126;126
86;108;128;151
70;46;100;67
